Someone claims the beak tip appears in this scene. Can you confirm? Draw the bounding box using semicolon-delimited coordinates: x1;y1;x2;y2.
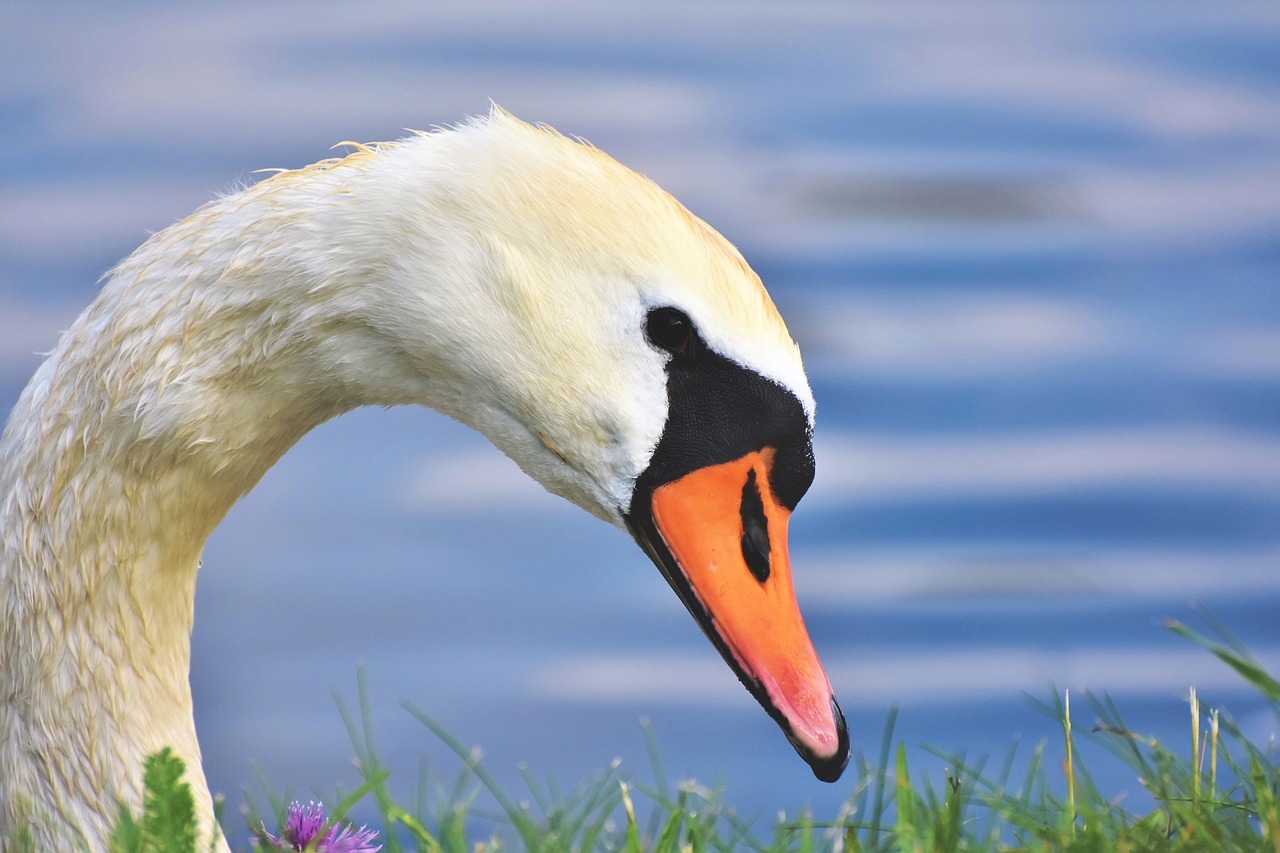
799;697;851;783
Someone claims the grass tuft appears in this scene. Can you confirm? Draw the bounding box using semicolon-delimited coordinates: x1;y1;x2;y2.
13;617;1280;851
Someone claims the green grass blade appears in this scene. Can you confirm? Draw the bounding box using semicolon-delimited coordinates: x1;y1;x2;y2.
894;743;917;849
867;706;898;852
388;806;442;853
1166;619;1280;705
402;702;542;850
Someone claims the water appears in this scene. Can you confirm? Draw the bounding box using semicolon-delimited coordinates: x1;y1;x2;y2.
2;1;1279;845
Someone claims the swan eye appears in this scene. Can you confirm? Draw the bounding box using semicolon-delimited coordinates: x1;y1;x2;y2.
646;307;694;355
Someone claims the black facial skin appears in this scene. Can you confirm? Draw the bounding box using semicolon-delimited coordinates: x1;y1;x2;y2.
634;308;815;509
623;307;850;784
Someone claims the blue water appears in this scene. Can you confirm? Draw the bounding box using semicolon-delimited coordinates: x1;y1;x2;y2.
2;2;1279;847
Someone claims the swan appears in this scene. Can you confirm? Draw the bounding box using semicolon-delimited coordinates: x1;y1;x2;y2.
0;109;848;851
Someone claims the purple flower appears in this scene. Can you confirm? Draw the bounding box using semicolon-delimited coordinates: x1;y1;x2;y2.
257;801;381;853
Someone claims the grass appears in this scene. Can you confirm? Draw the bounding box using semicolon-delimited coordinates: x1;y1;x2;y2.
12;618;1280;852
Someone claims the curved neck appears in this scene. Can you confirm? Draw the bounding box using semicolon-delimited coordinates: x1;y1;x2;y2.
0;163;427;848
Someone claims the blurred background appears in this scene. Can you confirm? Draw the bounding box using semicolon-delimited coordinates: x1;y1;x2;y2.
2;0;1278;844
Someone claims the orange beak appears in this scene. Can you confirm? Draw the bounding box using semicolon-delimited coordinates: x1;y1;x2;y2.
631;447;848;781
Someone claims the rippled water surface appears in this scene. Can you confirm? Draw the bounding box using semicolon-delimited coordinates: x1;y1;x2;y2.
2;1;1279;843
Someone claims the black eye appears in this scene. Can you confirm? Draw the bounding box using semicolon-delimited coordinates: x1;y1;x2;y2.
645;307;694;355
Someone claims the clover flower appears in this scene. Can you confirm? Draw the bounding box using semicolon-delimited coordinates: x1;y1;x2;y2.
257;801;381;853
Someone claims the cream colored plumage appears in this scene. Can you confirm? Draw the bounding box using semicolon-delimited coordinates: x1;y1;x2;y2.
0;110;824;851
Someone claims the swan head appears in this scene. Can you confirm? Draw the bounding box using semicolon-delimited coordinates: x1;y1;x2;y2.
297;110;849;780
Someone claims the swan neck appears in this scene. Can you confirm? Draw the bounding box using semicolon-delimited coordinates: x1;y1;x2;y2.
0;168;411;847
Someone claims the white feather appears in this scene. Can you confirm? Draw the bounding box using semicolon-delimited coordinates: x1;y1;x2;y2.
0;109;812;851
